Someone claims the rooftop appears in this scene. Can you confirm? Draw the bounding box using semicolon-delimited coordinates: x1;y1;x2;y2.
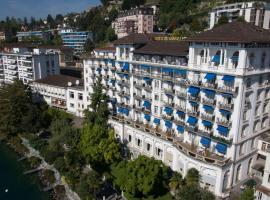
134;41;189;57
113;33;166;45
34;75;82;88
94;46;116;52
186;21;270;43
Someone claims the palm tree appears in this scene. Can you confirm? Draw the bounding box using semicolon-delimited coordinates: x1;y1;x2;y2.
186;168;200;186
169;172;184;195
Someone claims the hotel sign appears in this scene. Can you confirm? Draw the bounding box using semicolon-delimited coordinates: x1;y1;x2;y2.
154;36;184;41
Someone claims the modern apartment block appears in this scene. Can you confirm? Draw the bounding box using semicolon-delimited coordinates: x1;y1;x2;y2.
59;29;92;54
112;7;154;39
0;31;6;41
0;47;60;84
16;31;51;42
82;21;270;197
209;1;270;29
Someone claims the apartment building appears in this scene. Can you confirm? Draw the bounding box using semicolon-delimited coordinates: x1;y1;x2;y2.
0;31;6;41
16;31;51;42
82;21;270;197
59;29;92;54
0;55;4;84
112;7;154;38
255;133;270;200
0;47;60;84
32;75;80;110
209;1;270;29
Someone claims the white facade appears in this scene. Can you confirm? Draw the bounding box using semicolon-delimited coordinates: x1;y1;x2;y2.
67;86;86;117
112;7;154;38
82;27;270;197
0;48;60;84
209;2;270;29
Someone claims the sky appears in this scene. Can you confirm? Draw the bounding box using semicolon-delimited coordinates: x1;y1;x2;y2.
0;0;100;20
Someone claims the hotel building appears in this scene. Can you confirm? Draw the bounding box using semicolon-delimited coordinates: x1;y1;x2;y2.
209;1;270;29
0;47;60;84
112;7;154;39
16;31;51;42
82;21;270;197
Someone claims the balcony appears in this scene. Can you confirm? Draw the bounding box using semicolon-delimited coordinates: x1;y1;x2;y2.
188;95;200;102
185;124;198;133
218;102;234;111
134;82;143;88
173;118;185;126
202;82;217;89
216;118;232;127
142;83;152;91
201;98;216;106
217;85;237;95
164;87;174;95
197;129;213;137
175;91;187;99
187;109;199;117
201;113;215;122
174;105;186;112
163;101;174;108
188;80;201;87
162;115;174;121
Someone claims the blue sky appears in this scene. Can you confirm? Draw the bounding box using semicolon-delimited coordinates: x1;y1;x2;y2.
0;0;100;20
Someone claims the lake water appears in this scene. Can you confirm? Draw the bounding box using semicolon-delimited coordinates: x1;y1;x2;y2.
0;144;50;200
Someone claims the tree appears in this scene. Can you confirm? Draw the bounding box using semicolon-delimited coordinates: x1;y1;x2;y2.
47;14;56;29
217;16;229;26
84;38;95;52
238;187;254;200
186;168;200;186
169;172;183;195
55;14;64;24
112;156;169;198
122;0;146;10
105;27;117;42
0;80;44;135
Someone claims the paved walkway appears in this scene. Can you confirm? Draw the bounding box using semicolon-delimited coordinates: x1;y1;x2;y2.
21;137;81;200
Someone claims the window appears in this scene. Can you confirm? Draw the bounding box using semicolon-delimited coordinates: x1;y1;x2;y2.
257;90;262;101
70;103;74;108
51;60;54;67
261;52;266;68
263;103;268;113
69;91;74;98
154;94;159;101
239;143;244;155
241;125;248;138
259;75;263;85
147;143;151;151
137;138;141;147
128;135;132;142
154;106;158;114
243;111;248;121
154;80;159;89
78;93;83;100
246;78;251;88
249;53;255;67
156;147;163;157
254;121;260;132
268;175;270;183
231;51;239;68
236;164;242;182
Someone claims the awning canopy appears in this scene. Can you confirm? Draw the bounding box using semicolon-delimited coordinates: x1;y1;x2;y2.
188;86;200;96
164;107;173;115
231;56;239;62
176;110;185;116
143;77;152;82
203;89;215;96
174;69;187;75
212;55;220;63
165;120;172;128
143;101;151;108
122;108;129;116
177;125;184;133
219;109;231;116
222;75;235;82
144;114;151;121
154;118;160;125
200;137;211;148
221;93;233;97
204;73;216;81
217;125;229;136
216;143;227;154
122;62;129;71
163;68;174;73
202;120;212;127
203;105;214;112
141;64;150;69
187;116;197;125
189;101;198;107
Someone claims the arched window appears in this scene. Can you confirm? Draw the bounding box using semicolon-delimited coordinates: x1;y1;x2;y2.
247;158;253;175
200;49;207;64
236;164;242;182
262;117;268;128
241;125;248;138
231;51;239;68
249;53;255;68
254;121;260;132
212;50;221;66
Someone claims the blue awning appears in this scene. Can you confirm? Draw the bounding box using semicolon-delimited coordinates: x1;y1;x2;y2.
203;89;215;96
176;110;185;116
123;108;129;116
231;56;239;62
96;68;101;72
174;69;187;75
203;105;214;112
122;62;129;71
212;55;220;63
188;86;200;96
141;64;150;69
143;101;151;108
163;68;174;73
154;118;160;124
221;93;233;97
202;120;212;127
220;109;231;116
187;116;197;125
177;125;184;133
123;74;129;78
216;143;227;154
118;107;123;113
204;73;216;81
165;120;172;128
222;75;235;82
144;114;151;121
164;107;173;115
143;77;152;82
217;125;229;136
110;80;116;83
200;137;211;148
189;101;198;107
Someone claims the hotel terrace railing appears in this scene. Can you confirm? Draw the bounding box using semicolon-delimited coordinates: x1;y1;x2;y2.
110;115;231;167
218;102;234;111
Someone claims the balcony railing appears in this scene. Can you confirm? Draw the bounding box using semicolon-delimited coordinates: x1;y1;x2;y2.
110;115;231;167
201;98;216;106
216;118;232;127
187;109;199;117
188;95;200;102
218;102;234;111
202;82;217;89
162;115;174;121
175;92;187;98
201;113;215;122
